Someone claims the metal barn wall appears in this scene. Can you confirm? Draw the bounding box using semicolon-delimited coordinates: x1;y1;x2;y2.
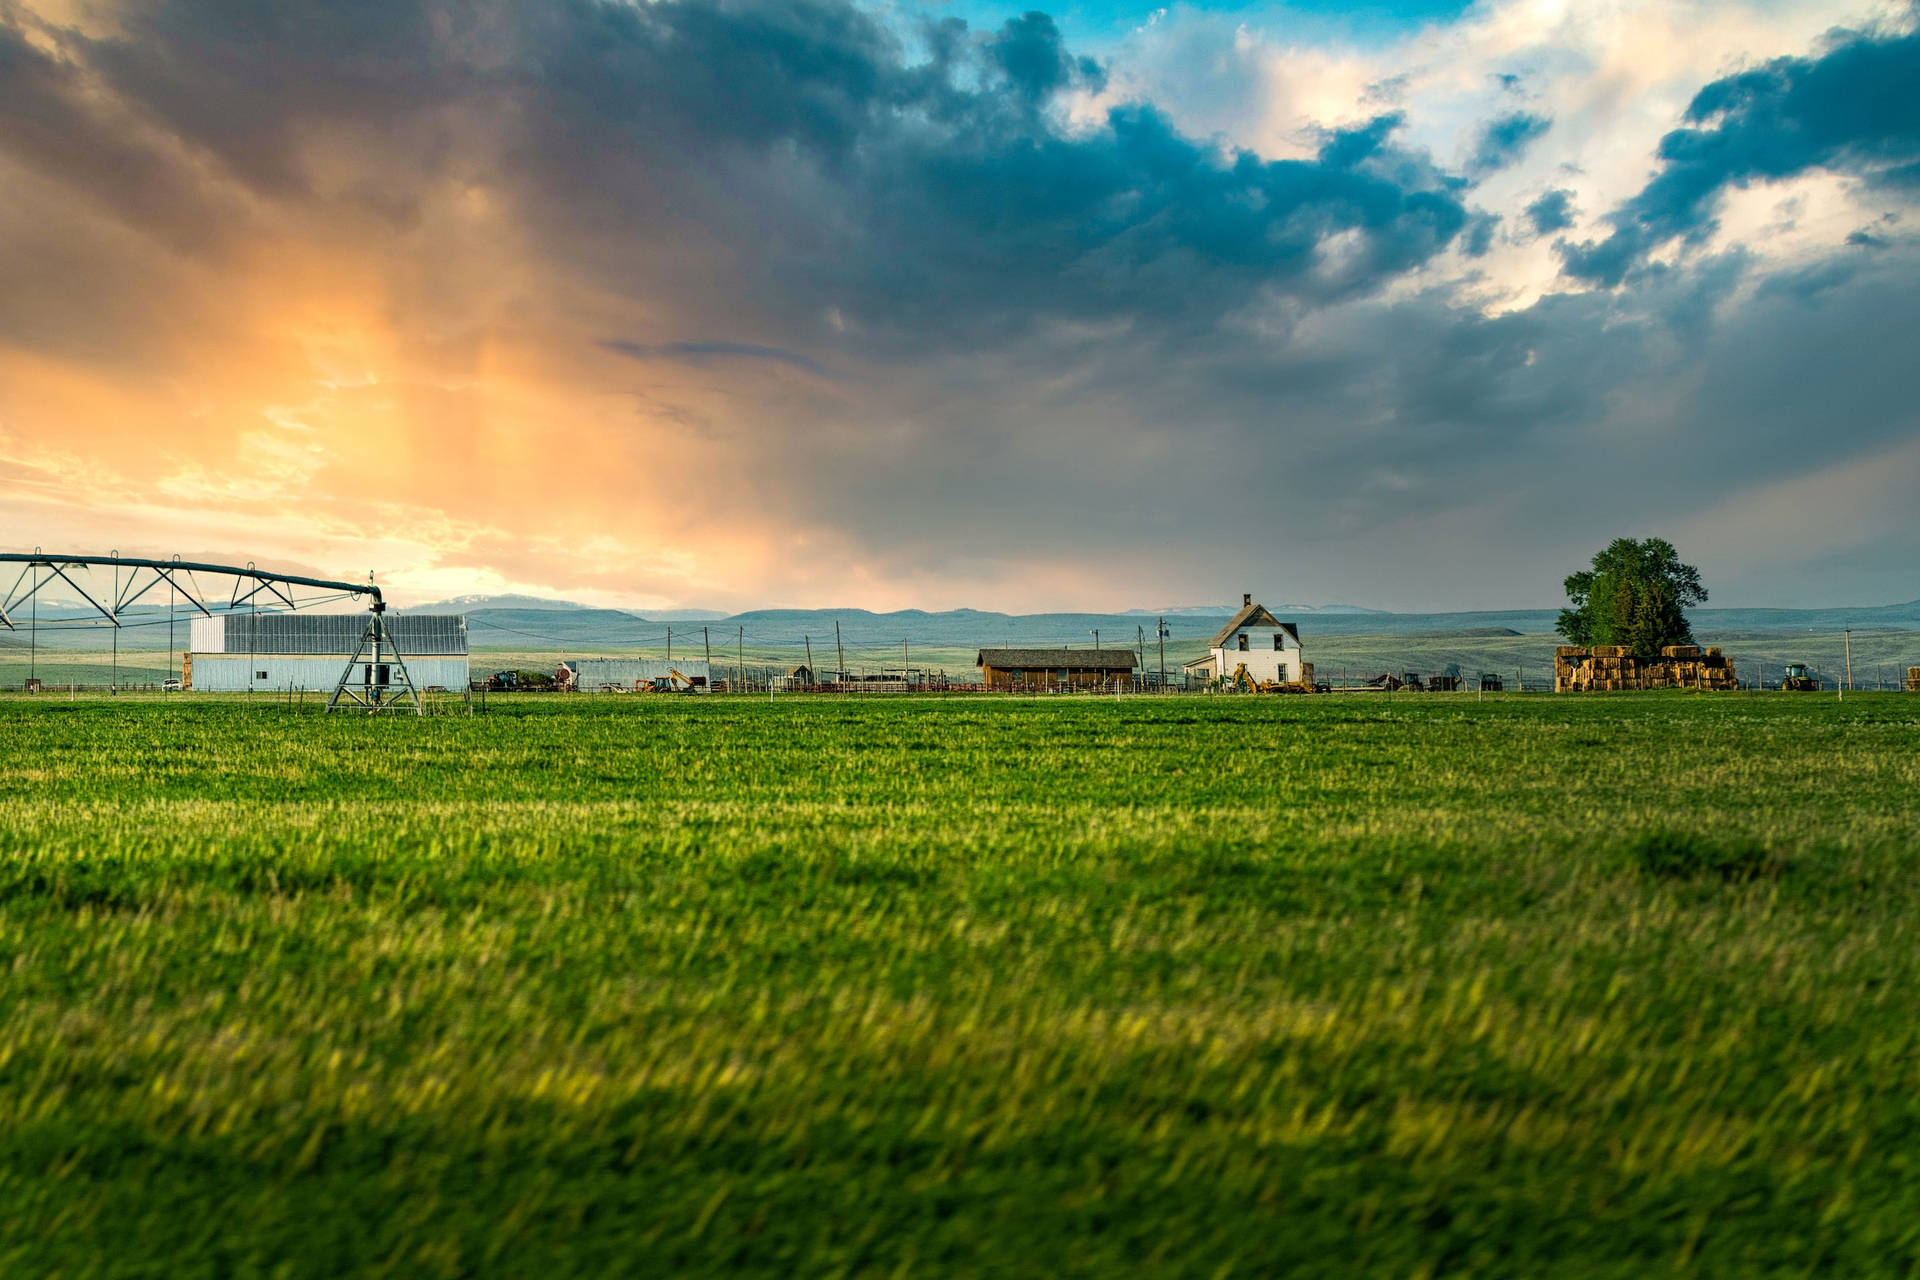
188;654;471;692
187;613;468;655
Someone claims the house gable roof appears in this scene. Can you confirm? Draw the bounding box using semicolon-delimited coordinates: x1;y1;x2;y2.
1207;603;1300;648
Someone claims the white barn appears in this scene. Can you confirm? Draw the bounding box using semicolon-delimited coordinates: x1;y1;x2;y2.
185;613;469;692
1184;594;1305;686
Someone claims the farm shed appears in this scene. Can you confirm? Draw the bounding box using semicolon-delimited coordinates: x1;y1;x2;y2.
184;613;468;692
977;648;1137;691
1186;594;1304;685
560;658;711;691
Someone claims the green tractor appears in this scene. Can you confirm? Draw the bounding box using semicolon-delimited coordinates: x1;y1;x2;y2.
1781;663;1822;692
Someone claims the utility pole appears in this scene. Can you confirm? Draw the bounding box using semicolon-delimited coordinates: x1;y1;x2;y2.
667;626;672;665
805;636;813;685
737;625;744;693
1158;615;1166;693
1844;628;1853;692
903;637;910;687
703;626;711;686
835;620;844;684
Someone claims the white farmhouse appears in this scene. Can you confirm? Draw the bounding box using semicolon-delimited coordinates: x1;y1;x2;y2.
1184;594;1305;686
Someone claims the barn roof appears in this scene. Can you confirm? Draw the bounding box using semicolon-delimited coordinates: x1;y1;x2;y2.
1207;604;1300;649
200;612;469;656
976;647;1137;670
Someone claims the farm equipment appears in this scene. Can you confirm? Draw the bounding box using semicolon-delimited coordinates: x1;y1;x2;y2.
1478;673;1503;692
1781;663;1821;692
1227;663;1316;694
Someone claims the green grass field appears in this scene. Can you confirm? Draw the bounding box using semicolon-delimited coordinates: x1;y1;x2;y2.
4;691;1919;1277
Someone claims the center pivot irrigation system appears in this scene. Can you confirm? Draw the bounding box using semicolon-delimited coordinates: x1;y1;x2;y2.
0;551;422;713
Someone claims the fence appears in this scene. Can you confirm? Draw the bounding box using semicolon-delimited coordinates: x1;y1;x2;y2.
8;616;1917;697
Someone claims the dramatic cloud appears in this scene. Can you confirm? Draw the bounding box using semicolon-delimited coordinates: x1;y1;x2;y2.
0;0;1916;611
1560;16;1920;285
1470;111;1551;174
1525;189;1578;235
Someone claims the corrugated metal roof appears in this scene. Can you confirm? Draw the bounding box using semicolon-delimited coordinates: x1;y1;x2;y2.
976;648;1138;670
206;612;468;655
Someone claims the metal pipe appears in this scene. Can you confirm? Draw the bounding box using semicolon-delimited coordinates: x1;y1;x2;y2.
0;553;381;607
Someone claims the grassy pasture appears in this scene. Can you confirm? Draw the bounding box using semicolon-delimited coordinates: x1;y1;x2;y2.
3;691;1920;1277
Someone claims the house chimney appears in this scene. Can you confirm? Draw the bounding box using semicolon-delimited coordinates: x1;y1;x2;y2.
1242;593;1251;607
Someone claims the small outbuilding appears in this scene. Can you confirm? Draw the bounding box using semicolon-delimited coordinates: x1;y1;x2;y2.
977;647;1137;691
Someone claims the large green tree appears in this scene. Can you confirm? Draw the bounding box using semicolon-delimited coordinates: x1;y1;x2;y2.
1558;537;1707;654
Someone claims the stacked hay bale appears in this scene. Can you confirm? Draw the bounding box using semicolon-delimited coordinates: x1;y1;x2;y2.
1553;645;1738;692
1906;666;1920;693
1659;645;1739;691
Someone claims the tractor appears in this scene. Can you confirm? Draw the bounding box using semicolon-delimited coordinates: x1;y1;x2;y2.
1227;663;1315;694
1781;663;1821;692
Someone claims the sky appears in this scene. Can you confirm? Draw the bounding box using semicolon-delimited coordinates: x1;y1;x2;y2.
1;0;1917;613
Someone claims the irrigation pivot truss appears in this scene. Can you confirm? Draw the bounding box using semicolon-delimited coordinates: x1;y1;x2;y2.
0;550;422;714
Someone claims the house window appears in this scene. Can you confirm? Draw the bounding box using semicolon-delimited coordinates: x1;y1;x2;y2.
256;670;268;681
1238;634;1249;651
1273;634;1284;651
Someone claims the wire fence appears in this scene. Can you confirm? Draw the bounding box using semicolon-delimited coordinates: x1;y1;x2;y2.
3;598;1915;697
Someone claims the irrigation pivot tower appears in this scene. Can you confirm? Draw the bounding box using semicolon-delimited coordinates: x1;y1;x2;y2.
0;551;421;714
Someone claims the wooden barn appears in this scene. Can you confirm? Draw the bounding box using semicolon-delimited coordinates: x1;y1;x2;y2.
977;647;1137;691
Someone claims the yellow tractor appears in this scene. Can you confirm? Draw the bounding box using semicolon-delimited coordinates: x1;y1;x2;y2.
1229;663;1315;694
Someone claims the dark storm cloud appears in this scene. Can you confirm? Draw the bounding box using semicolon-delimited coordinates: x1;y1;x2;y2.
986;11;1104;101
487;13;1472;350
0;16;221;250
1470;111;1550;174
1462;212;1500;256
29;0;1472;354
1524;188;1576;234
1560;17;1920;285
